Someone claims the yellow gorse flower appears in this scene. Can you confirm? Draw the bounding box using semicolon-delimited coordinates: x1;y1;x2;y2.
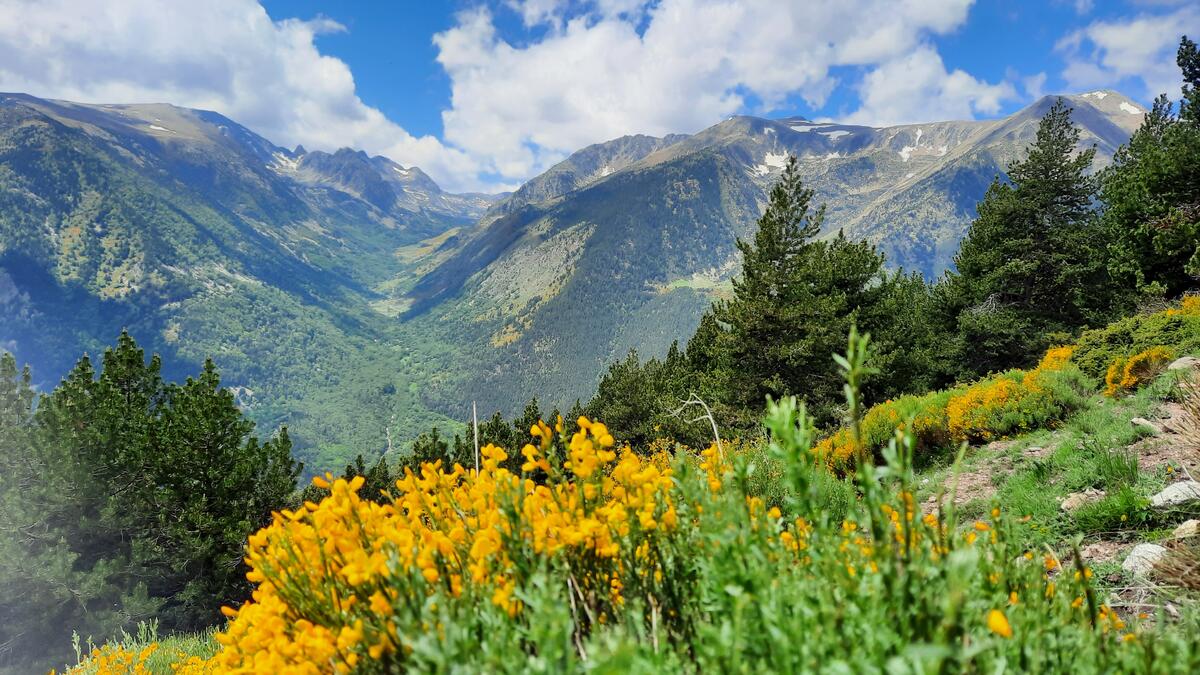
175;418;676;673
987;609;1013;638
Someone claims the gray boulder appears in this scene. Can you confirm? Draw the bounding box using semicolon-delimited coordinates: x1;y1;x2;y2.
1122;543;1167;577
1151;481;1200;509
1167;356;1200;371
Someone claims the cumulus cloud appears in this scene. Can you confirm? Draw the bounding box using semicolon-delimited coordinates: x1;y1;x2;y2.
1056;5;1200;101
0;0;1065;192
434;0;982;179
841;46;1016;126
0;0;487;190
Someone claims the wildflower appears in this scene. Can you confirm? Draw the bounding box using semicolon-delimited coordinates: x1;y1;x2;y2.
987;609;1013;638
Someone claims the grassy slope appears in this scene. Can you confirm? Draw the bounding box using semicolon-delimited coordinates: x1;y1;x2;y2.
915;371;1199;581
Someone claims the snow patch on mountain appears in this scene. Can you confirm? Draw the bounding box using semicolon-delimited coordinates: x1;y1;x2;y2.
148;124;173;133
1119;102;1143;115
899;128;923;162
1082;91;1109;100
763;152;789;169
790;125;819;132
269;152;300;173
821;130;850;140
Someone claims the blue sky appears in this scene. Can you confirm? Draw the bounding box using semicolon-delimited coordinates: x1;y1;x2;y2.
259;0;1174;139
0;0;1195;191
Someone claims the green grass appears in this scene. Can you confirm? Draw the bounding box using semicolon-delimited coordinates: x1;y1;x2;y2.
914;370;1193;558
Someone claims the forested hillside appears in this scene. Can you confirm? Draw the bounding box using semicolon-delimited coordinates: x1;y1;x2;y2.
0;94;498;468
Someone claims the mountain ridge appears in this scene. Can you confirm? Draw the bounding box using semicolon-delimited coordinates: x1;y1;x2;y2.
398;90;1147;416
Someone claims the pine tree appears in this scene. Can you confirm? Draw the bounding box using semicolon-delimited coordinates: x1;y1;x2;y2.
1101;37;1200;298
713;157;891;425
0;335;298;668
512;397;543;446
948;99;1109;376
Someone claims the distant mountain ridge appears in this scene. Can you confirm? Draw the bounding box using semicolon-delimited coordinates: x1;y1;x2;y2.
0;92;499;469
400;91;1147;415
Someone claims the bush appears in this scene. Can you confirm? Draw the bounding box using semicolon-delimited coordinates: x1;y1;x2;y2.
115;401;1196;673
816;346;1087;468
1073;299;1200;379
947;363;1090;444
1103;346;1177;397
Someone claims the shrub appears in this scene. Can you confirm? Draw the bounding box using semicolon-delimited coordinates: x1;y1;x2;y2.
946;364;1090;444
1072;299;1200;379
151;415;1194;671
1103;346;1177;397
815;388;961;468
818;346;1086;468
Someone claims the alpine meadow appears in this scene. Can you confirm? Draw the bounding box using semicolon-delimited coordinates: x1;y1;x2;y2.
2;2;1200;673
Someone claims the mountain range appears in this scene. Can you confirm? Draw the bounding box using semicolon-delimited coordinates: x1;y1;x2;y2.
0;90;1146;470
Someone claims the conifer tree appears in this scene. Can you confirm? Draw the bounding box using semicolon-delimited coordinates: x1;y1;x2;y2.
1101;37;1200;298
714;156;890;424
0;335;298;669
948;99;1109;376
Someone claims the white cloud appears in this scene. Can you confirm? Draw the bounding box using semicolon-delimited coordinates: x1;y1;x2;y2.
1056;5;1200;101
0;0;1047;192
1023;72;1048;100
0;0;489;190
841;46;1016;126
434;0;978;180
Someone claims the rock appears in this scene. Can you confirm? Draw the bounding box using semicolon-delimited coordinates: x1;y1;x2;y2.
1168;356;1200;371
1151;481;1200;509
1061;488;1106;511
1173;519;1200;538
1131;418;1162;435
1122;543;1168;577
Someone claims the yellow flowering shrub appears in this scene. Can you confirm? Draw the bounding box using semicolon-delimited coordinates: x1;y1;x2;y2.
61;644;158;674
1164;295;1200;317
1073;298;1200;379
946;346;1081;443
1103;346;1176;397
75;393;1188;672
174;417;679;673
819;347;1081;467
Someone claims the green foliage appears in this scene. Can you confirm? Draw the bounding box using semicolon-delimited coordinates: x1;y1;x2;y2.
946;99;1116;378
0;334;297;671
586;343;714;448
587;158;953;440
1102;37;1200;298
1071;304;1200;379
